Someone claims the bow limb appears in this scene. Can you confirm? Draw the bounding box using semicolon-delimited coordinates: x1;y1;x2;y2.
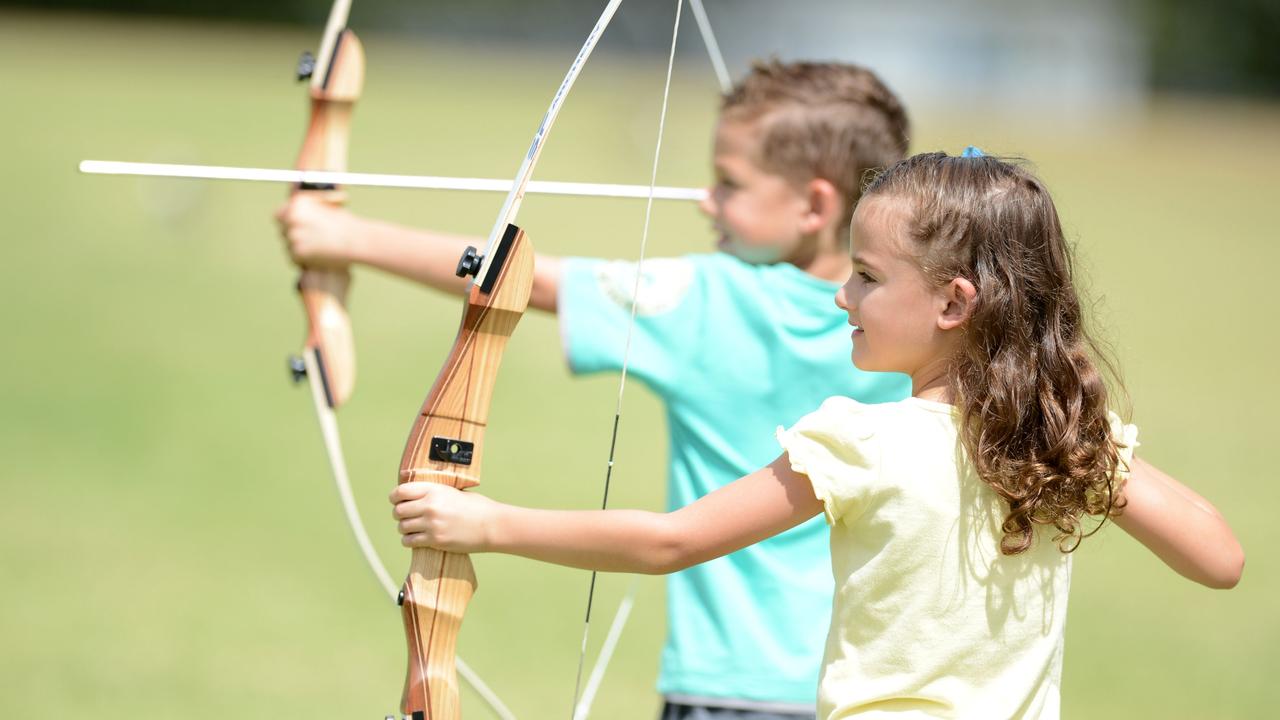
396;3;624;718
686;0;732;93
293;0;363;409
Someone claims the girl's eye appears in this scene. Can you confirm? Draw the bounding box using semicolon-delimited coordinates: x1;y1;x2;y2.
858;271;876;284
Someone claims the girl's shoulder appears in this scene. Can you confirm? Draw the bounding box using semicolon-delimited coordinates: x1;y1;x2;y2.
798;395;885;432
780;396;902;460
802;395;950;431
782;397;958;465
778;397;913;520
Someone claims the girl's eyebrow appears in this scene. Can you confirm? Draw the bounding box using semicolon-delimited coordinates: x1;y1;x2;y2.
852;254;879;271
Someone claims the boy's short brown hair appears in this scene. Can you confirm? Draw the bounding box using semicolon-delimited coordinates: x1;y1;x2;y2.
721;60;910;225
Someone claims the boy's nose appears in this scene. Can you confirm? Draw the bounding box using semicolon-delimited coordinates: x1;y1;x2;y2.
698;187;719;217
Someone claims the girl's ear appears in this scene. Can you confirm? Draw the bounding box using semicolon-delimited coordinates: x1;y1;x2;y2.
938;277;977;330
799;178;842;234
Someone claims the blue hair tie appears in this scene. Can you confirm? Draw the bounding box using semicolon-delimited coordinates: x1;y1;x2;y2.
961;145;985;158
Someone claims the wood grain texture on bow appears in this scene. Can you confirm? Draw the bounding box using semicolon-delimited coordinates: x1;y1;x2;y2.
292;0;364;408
393;3;622;717
396;225;534;720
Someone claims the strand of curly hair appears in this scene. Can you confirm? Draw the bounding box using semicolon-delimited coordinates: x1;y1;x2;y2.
865;152;1128;554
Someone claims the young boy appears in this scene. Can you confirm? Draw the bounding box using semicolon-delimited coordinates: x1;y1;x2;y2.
276;61;912;719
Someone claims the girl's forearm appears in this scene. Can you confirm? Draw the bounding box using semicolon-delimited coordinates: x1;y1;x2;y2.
487;505;685;574
1115;457;1244;589
480;457;824;574
393;456;821;574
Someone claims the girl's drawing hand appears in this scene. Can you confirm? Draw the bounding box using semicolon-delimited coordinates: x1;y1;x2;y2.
390;482;499;553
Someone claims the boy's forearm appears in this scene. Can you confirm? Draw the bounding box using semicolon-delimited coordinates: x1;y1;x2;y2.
487;504;682;574
350;218;562;312
348;218;477;296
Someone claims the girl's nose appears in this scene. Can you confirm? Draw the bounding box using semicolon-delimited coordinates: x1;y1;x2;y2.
835;284;849;311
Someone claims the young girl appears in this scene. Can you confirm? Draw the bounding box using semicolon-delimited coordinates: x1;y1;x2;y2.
389;152;1243;718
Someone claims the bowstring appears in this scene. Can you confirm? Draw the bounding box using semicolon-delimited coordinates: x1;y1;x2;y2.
569;1;685;718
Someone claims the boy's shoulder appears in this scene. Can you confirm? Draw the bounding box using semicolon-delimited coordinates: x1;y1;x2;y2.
568;251;826;288
565;252;826;314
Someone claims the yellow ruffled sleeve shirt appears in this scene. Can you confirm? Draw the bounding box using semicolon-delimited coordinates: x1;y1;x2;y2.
776;396;1137;719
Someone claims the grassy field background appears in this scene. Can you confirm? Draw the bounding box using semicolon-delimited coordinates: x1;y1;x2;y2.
2;9;1277;719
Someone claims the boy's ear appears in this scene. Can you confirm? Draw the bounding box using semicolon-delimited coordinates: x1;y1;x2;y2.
938;277;977;330
800;178;842;234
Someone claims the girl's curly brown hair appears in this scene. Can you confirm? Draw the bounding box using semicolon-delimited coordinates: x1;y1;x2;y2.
864;152;1127;554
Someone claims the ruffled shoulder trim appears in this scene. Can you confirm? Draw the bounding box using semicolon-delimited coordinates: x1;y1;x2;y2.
1108;411;1140;483
776;397;882;525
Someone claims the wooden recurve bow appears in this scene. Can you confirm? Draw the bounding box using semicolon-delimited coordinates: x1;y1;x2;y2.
288;0;363;408
393;2;625;718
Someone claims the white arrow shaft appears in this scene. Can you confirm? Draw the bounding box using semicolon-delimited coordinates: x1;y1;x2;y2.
79;160;706;202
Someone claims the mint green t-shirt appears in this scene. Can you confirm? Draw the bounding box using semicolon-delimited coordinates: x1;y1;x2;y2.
558;252;911;709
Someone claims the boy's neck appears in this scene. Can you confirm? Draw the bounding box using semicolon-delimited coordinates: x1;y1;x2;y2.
795;249;853;283
787;230;853;283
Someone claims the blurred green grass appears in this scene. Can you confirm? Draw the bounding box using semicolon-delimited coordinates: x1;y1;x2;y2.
2;9;1276;719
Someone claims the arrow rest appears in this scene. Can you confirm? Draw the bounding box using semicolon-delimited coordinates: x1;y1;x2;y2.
296;50;316;81
455;246;482;279
288;354;308;383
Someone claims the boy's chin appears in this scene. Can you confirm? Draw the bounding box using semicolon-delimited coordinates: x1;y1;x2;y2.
718;236;784;265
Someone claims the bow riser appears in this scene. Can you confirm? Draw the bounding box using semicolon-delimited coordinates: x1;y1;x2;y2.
397;226;534;720
294;29;365;409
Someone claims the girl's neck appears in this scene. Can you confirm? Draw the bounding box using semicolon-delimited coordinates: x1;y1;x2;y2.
911;363;954;404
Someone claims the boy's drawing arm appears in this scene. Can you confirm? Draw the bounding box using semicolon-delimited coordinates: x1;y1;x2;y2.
391;454;823;574
1112;456;1244;589
275;194;563;311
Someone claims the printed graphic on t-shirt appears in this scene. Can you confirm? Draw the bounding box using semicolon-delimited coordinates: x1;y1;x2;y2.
593;258;695;316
